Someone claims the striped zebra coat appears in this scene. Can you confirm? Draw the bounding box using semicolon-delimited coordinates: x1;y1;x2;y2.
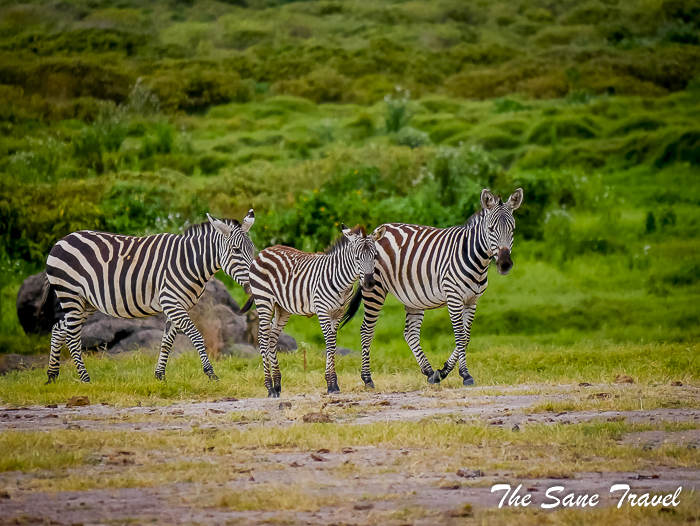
359;189;523;388
242;225;384;396
40;211;255;384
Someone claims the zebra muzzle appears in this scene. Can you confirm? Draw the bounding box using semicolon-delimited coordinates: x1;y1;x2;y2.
496;248;513;275
363;273;376;289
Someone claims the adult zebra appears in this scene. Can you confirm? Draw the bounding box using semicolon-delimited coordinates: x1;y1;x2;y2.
358;189;523;388
241;225;384;397
38;211;256;384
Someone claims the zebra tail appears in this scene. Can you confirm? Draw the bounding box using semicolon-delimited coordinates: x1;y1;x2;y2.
35;275;52;318
239;296;255;314
339;285;363;330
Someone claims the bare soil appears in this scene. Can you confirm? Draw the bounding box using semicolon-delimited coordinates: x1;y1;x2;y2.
2;385;699;525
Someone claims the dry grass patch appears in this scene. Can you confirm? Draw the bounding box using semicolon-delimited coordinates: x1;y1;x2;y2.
215;483;341;511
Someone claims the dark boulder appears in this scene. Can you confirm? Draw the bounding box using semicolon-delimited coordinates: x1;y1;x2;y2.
16;272;62;334
14;272;297;359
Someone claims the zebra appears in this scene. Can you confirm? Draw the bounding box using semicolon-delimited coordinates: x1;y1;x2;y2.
240;224;384;397
37;210;256;384
357;189;523;388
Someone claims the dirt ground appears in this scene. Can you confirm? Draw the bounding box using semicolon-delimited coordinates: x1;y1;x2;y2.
2;384;700;525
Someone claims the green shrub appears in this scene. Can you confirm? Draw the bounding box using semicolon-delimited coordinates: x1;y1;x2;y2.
385;86;411;133
479;134;521;151
272;68;350;103
528;118;598;145
395;127;430;149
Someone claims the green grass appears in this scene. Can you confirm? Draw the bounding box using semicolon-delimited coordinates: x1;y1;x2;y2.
0;340;697;407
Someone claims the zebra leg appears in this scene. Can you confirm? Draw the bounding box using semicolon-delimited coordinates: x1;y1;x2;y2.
319;314;341;394
404;307;436;382
458;306;476;386
154;320;178;381
64;310;91;383
268;307;291;397
165;306;218;381
359;277;387;388
45;319;66;384
429;300;473;385
256;301;276;397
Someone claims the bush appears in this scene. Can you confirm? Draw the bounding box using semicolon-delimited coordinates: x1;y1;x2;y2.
148;66;253;113
385;86;411;133
395;127;430;149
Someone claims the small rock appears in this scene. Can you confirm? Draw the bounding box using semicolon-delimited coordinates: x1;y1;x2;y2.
290;462;302;468
310;453;326;462
215;397;239;402
587;392;612;400
66;396;90;408
207;409;225;415
607;416;626;422
278;402;292;410
190;419;201;427
354;503;373;511
489;419;503;426
0;490;10;499
441;484;461;490
341;447;355;454
614;374;635;384
457;468;484;478
302;412;332;424
66;423;81;430
578;382;592;387
317;448;330;454
45;404;58;409
44;414;59;419
373;400;390;406
512;424;520;432
671;381;683;387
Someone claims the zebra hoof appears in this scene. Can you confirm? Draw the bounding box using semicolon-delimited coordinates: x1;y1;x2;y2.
155;372;165;381
462;375;476;387
267;389;280;398
207;373;220;382
45;376;57;385
81;377;91;384
363;379;375;389
327;383;341;394
427;370;442;385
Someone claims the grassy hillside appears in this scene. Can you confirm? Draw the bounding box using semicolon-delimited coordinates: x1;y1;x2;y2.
1;0;699;364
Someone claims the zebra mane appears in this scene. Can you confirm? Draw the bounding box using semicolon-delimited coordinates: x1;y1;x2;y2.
324;225;366;255
464;208;486;230
464;195;504;230
183;218;241;236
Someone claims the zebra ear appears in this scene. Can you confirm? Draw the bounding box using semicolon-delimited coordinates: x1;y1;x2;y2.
207;213;233;237
341;224;357;240
242;209;255;233
371;225;386;242
481;189;497;210
507;188;523;210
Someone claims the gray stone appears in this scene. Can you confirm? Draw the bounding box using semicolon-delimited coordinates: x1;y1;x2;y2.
277;333;298;353
225;343;259;359
82;313;164;350
16;272;62;334
15;272;297;360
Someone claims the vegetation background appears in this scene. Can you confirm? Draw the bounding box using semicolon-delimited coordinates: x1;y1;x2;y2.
1;0;699;386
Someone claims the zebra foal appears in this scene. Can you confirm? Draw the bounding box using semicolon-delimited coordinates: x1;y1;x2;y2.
241;225;384;397
358;189;523;388
38;210;256;384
